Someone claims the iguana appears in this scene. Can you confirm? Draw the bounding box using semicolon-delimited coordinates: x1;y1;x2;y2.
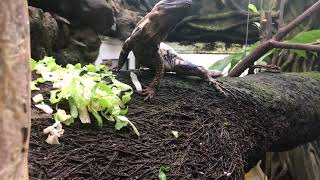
114;0;226;100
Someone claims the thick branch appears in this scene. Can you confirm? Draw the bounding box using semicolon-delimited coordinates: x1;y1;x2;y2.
29;72;320;179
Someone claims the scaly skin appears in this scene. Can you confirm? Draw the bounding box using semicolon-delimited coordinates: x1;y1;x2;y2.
116;0;227;99
159;43;227;96
114;0;192;100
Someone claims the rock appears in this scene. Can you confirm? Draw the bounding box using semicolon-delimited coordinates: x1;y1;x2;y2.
71;0;115;35
29;0;115;35
29;5;100;65
53;28;100;65
53;45;85;66
110;0;143;40
29;6;59;59
115;11;142;40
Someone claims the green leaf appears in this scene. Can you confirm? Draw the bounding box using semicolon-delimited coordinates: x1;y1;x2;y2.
248;3;259;14
112;106;121;116
120;106;129;115
31;81;40;91
31;59;38;71
54;109;74;126
36;78;45;83
122;92;133;104
32;56;137;135
91;109;103;128
115;116;129;130
159;166;171;180
69;97;78;118
50;90;60;104
75;63;82;69
288;30;320;44
32;94;44;103
229;53;245;71
83;64;101;72
209;56;233;72
112;79;133;91
291;49;307;59
115;116;140;136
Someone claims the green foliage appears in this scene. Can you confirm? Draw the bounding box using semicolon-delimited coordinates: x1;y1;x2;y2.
210;30;320;73
287;30;320;44
248;3;260;14
209;43;262;72
32;57;139;136
159;166;171;180
287;30;320;59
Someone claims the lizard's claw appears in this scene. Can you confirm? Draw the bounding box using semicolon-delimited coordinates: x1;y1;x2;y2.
138;86;156;101
208;78;229;97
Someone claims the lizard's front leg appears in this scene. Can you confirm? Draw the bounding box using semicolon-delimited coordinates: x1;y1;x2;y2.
139;53;164;101
113;37;132;71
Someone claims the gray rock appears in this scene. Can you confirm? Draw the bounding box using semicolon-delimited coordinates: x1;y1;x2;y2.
29;6;59;59
28;0;115;35
72;0;115;35
53;28;100;65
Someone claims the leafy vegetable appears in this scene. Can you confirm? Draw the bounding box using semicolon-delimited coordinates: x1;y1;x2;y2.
159;166;171;180
171;130;179;138
32;57;139;136
35;104;54;114
53;109;74;126
32;94;44;103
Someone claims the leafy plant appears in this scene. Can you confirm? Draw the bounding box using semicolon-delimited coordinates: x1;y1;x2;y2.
159;166;171;180
286;30;320;59
248;3;260;15
209;42;262;72
209;30;320;73
32;56;139;136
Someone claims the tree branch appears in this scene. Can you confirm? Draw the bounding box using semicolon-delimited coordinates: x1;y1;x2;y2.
228;0;320;77
275;0;320;41
270;40;320;52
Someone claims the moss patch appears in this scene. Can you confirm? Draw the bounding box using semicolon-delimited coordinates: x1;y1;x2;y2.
299;72;320;80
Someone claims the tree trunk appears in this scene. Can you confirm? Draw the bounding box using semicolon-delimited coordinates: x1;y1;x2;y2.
0;1;31;179
29;71;320;179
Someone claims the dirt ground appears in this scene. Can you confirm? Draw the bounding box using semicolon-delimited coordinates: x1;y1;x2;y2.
29;72;320;180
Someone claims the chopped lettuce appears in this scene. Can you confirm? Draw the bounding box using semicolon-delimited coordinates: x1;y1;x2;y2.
32;57;138;136
32;94;44;103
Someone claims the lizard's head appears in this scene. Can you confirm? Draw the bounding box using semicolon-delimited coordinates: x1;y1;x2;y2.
156;0;192;14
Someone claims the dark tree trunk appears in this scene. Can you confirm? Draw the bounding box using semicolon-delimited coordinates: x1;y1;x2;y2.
30;72;320;179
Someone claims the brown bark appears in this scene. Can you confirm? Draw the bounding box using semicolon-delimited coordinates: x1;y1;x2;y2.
228;0;320;77
270;40;320;52
0;1;31;180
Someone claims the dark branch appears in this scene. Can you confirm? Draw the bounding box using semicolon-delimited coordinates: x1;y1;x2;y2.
228;0;320;77
270;40;320;52
275;0;320;41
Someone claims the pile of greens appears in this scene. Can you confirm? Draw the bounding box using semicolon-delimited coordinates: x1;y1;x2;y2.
32;57;139;136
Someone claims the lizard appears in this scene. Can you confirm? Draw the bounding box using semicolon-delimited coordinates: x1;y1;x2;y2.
114;0;226;100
